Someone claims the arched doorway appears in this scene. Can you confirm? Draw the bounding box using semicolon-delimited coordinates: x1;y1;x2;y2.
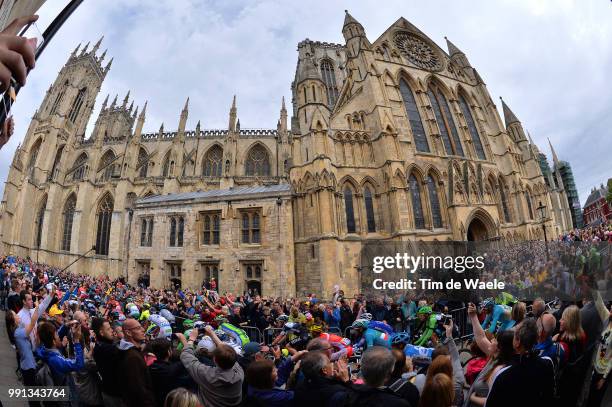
467;218;489;241
246;280;261;296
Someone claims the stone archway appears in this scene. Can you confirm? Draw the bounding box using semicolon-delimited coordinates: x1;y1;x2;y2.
467;218;488;241
465;208;496;241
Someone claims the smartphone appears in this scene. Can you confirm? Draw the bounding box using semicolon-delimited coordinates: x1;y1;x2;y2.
19;22;44;53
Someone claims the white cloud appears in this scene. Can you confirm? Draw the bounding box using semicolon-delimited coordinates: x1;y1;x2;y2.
1;0;611;208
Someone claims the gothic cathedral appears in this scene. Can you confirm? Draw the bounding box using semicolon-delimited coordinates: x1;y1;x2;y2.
0;13;573;298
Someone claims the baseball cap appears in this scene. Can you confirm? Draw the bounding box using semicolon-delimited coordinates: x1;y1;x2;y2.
197;337;216;352
49;304;63;317
242;342;261;357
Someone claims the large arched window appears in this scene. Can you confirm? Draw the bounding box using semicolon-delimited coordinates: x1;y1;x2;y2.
320;59;339;108
98;150;116;182
95;194;114;255
72;153;88;181
61;194;76;251
409;174;425;229
364;187;376;233
245;144;270;176
203;145;223;176
399;79;429;153
50;81;67;115
162;153;174;177
525;191;534;220
34;196;47;248
499;179;512;223
427;85;464;157
344;186;356;233
137;148;149;178
458;94;486;160
28;138;42;176
427;175;443;228
68;88;87;123
49;145;65;181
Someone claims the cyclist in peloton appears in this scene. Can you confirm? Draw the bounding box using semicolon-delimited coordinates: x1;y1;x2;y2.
350;319;392;349
413;306;438;346
481;297;515;333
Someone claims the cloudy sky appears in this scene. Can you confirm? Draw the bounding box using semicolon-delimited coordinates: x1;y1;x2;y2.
1;0;611;207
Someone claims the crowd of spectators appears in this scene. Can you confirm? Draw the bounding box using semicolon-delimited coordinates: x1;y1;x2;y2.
1;249;610;407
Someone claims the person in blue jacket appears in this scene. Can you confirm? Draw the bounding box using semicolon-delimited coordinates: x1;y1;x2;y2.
245;351;307;407
35;321;84;388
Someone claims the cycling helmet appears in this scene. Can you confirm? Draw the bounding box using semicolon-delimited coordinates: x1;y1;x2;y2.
284;322;301;332
183;319;195;330
360;312;373;321
277;314;289;322
391;332;411;345
147;314;172;339
160;308;175;324
215;315;228;324
350;319;368;329
128;305;140;319
482;298;495;309
417;306;432;315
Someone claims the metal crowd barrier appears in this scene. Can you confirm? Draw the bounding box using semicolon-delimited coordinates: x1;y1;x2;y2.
263;327;283;345
449;306;469;338
242;326;263;344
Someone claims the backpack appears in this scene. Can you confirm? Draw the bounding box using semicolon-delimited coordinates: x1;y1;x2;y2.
540;343;563;399
35;361;54;386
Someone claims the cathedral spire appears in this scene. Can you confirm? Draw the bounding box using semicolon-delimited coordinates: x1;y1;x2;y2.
228;95;237;132
104;57;113;75
133;102;146;139
178;97;189;134
92;36;103;54
80;41;90;56
110;94;118;108
101;94;109;110
343;10;362;29
140;101;147;120
444;36;463;56
342;10;366;42
99;49;107;63
279;96;287;134
500;97;520;128
71;43;81;58
122;90;130;108
195;120;201;135
548;137;560;165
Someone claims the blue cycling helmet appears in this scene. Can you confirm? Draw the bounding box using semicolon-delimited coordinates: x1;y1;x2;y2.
391;332;411;345
482;298;495;309
351;319;368;329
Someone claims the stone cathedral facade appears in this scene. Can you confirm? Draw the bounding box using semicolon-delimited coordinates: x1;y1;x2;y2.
0;13;573;298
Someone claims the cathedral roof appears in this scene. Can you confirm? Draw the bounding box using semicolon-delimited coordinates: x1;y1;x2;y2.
136;184;292;206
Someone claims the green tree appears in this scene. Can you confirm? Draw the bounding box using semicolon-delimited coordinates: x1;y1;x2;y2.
607;178;612;205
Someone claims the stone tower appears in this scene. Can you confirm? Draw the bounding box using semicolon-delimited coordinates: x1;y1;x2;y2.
1;38;110;255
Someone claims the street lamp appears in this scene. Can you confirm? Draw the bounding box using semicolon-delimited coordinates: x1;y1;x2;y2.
536;201;550;261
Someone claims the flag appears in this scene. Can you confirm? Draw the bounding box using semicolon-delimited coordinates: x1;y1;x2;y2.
178;290;185;299
59;290;70;305
106;286;113;296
